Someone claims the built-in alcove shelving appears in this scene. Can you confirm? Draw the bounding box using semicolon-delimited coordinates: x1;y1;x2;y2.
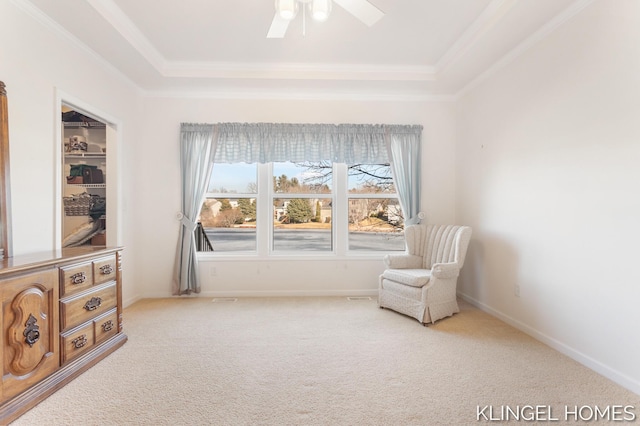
62;110;108;247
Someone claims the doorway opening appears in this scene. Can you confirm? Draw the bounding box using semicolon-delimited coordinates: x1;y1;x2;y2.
56;95;120;250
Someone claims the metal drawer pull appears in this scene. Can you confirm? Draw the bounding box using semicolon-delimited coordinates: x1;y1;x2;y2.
102;320;114;332
99;264;113;275
72;335;87;349
23;314;40;347
71;272;86;285
84;297;102;311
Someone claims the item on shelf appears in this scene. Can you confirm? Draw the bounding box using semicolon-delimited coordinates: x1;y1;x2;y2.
89;197;106;219
83;167;104;184
67;135;88;152
69;164;95;176
63;192;104;216
62;219;102;247
68;164;104;184
63;192;92;216
91;231;106;246
66;176;84;184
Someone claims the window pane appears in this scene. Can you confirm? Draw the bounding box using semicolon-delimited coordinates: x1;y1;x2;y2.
273;198;332;251
197;198;256;251
348;163;395;194
348;198;405;251
273;161;332;193
208;163;257;194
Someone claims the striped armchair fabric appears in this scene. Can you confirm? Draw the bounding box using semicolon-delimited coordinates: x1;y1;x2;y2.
378;224;472;325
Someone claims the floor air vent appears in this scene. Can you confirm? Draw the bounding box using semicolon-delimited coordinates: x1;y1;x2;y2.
347;296;372;301
212;297;238;303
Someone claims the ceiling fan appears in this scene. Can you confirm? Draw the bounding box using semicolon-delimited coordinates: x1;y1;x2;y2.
267;0;384;38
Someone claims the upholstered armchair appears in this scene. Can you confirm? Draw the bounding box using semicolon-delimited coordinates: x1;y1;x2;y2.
379;224;472;325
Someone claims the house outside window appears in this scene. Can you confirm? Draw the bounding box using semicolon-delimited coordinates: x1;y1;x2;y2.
199;163;257;252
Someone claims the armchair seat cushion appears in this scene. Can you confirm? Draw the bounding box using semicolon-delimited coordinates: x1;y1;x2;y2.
380;278;423;299
382;269;431;287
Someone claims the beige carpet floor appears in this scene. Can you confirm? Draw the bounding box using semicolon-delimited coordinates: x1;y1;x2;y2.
10;297;638;425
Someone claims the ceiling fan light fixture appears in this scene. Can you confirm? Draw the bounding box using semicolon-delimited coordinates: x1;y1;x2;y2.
275;0;299;20
269;0;382;38
310;0;332;22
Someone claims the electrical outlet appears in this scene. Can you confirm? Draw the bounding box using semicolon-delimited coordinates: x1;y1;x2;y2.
210;267;217;277
514;284;520;297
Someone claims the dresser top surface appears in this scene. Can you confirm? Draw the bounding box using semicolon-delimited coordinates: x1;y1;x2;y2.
0;246;122;277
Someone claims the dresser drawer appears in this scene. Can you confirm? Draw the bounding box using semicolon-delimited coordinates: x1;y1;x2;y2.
60;283;117;332
60;262;93;296
94;309;118;344
93;255;117;285
60;322;94;364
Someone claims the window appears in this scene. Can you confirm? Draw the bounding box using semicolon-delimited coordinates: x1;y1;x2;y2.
347;164;405;251
198;161;404;254
179;122;420;295
200;163;257;251
273;162;333;252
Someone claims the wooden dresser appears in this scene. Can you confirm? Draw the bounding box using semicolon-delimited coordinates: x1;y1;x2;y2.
0;247;127;423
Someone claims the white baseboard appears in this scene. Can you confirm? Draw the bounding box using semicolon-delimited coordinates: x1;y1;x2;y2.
457;291;640;396
135;288;379;299
122;295;143;308
201;289;379;298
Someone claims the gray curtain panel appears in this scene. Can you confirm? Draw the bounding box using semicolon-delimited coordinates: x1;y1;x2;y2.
172;123;217;295
387;127;422;225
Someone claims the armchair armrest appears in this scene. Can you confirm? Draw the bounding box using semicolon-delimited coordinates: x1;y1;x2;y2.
383;254;422;269
432;262;460;279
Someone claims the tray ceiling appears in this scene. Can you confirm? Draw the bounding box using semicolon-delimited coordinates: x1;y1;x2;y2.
21;0;589;99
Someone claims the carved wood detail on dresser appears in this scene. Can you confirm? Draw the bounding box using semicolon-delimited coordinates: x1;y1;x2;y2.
0;247;127;423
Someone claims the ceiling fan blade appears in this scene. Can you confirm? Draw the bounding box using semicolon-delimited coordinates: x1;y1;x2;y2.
267;13;290;38
333;0;384;27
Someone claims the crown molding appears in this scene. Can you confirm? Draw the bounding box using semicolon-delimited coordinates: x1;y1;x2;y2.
86;0;166;73
11;0;141;93
455;0;596;100
142;88;456;103
162;62;436;81
434;0;517;75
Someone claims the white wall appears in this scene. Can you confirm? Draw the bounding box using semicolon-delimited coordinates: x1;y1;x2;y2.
0;1;141;306
455;0;640;394
133;97;457;297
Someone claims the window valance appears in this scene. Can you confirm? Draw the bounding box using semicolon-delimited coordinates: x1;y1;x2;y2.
184;122;423;164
